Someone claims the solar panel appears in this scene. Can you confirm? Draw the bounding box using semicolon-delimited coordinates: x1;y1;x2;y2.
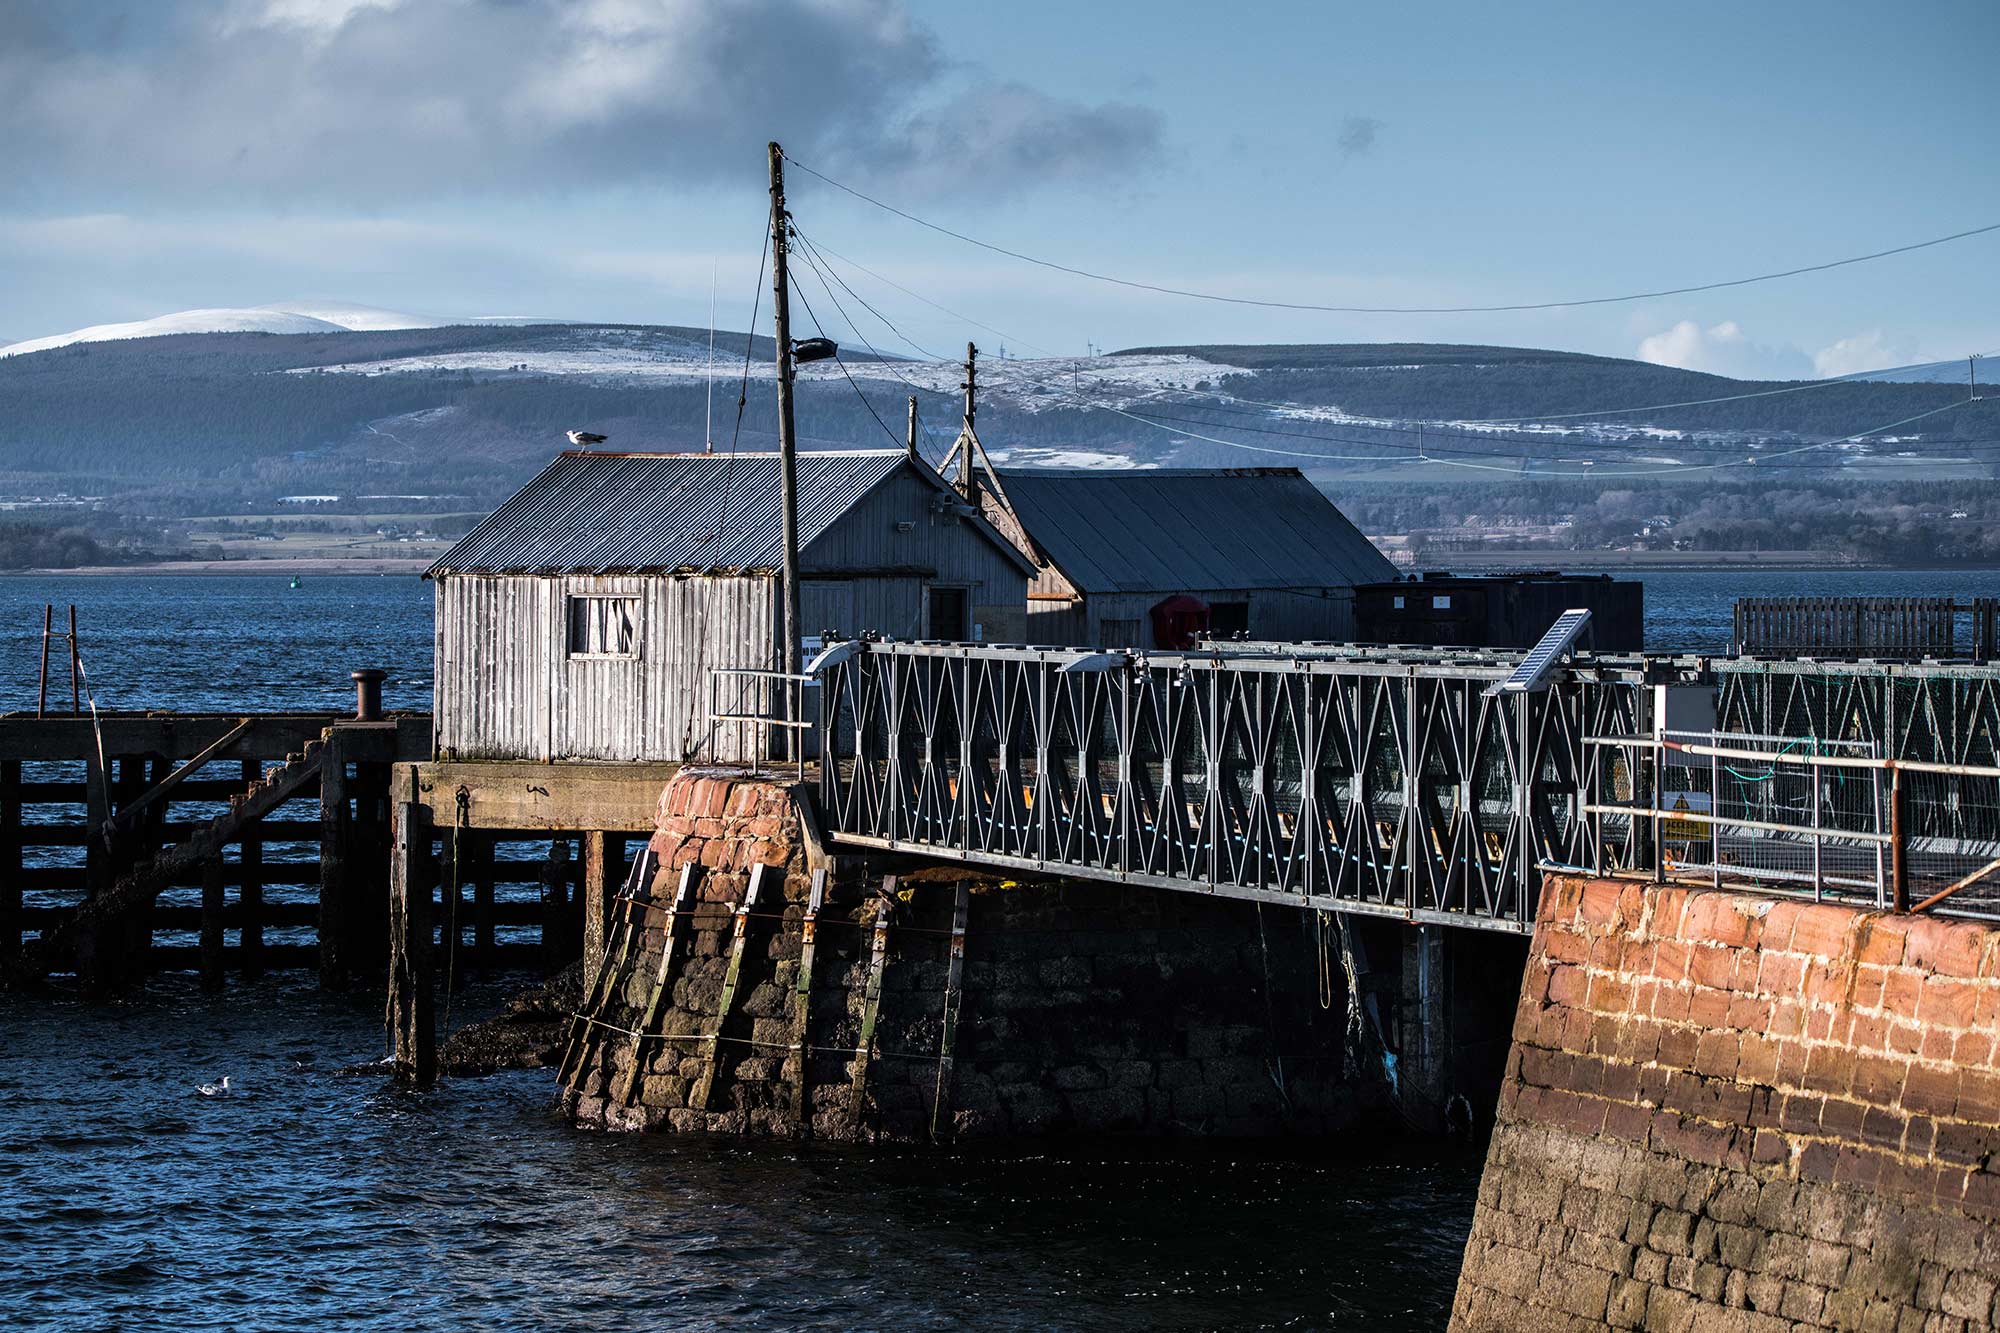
1486;609;1593;696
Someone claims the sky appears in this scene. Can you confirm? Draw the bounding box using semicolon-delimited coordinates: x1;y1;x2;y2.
3;0;1997;378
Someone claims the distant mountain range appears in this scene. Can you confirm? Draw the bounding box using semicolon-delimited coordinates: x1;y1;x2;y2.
0;308;1993;510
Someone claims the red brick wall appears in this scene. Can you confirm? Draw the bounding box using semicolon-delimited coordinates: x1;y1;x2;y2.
648;770;798;880
1453;877;2000;1332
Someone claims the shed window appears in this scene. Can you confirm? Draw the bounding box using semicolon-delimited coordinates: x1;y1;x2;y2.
567;596;640;658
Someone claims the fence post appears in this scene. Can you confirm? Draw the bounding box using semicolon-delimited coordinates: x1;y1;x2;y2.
1890;765;1908;912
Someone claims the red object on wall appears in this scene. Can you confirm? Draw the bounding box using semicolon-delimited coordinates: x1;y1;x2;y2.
1149;594;1210;650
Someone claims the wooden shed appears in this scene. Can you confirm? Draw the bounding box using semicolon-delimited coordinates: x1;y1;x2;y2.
987;467;1398;649
428;449;1034;762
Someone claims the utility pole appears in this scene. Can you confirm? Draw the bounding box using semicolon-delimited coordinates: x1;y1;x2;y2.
769;141;802;679
906;395;920;461
956;342;978;502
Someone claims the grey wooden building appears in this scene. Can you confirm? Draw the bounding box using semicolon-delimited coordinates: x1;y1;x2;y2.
989;467;1397;649
429;449;1033;762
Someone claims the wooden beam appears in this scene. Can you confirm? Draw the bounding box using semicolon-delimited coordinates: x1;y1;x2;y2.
791;867;826;1131
617;864;701;1106
409;760;679;832
693;863;770;1110
929;880;971;1142
848;885;895;1134
557;844;654;1090
106;717;254;837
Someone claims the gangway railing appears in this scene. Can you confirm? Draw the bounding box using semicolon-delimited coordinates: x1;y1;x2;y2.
704;669;818;778
813;641;1656;934
1582;729;2000;920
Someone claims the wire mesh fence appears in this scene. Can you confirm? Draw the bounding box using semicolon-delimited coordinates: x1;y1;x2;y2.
1584;728;2000;922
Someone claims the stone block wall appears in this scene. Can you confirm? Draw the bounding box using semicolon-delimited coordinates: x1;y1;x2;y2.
560;770;1377;1142
1453;877;2000;1332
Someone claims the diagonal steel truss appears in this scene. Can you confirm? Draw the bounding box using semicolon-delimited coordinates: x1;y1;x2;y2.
816;643;1654;934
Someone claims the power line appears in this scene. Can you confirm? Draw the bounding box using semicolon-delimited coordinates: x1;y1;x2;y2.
783;152;2000;316
794;231;2000;450
789;238;955;463
786;216;1990;479
982;357;1977;478
793;230;1062;358
785;254;908;450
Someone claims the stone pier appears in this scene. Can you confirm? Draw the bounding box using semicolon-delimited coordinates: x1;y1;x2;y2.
558;770;1402;1141
1453;877;2000;1332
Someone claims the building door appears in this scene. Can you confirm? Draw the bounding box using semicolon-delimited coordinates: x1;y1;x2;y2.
801;580;855;644
926;585;969;641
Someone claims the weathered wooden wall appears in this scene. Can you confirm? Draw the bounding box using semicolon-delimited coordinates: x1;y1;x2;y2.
434;573;777;763
804;470;1030;644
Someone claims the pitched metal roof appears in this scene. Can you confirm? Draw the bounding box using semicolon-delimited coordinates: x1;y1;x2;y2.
430;450;909;575
995;466;1398;594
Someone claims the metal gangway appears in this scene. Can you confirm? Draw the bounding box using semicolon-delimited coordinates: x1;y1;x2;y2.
800;636;2000;933
809;629;1653;935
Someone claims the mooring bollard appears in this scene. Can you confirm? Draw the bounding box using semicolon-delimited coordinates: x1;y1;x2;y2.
352;669;386;723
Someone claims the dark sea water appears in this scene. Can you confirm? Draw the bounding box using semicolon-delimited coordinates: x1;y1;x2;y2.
1;567;1994;1331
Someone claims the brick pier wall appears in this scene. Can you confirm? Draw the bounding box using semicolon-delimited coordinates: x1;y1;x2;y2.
560;771;1374;1141
1453;877;2000;1332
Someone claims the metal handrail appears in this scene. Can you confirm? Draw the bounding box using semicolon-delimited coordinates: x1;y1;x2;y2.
705;669;820;778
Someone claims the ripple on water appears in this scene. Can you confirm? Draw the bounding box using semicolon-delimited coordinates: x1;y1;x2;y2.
1;978;1479;1332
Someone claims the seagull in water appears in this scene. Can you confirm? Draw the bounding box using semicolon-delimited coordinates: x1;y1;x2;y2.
197;1076;232;1098
566;430;608;449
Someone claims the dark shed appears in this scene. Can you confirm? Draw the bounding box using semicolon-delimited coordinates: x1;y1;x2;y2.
988;466;1398;648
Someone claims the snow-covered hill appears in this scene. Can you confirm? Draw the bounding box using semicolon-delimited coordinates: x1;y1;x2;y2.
0;301;455;357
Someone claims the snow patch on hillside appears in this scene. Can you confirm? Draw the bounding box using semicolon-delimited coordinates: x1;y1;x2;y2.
0;300;472;357
1;308;352;357
254;301;443;331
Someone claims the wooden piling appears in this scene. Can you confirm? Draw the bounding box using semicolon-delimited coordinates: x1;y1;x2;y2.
317;731;349;989
581;830;610;981
239;758;264;981
388;797;435;1089
0;760;21;962
200;856;225;992
472;831;496;973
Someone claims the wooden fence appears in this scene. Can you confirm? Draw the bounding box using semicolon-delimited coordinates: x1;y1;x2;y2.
1733;597;1998;661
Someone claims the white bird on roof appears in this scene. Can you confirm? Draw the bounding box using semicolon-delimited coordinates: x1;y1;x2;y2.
566;430;607;449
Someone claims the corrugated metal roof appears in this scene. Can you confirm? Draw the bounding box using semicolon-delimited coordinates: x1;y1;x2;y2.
429;450;909;575
996;467;1398;594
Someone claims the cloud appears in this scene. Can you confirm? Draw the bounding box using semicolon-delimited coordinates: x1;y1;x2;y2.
0;0;1163;203
1813;330;1925;379
1336;116;1383;159
1635;319;1813;381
